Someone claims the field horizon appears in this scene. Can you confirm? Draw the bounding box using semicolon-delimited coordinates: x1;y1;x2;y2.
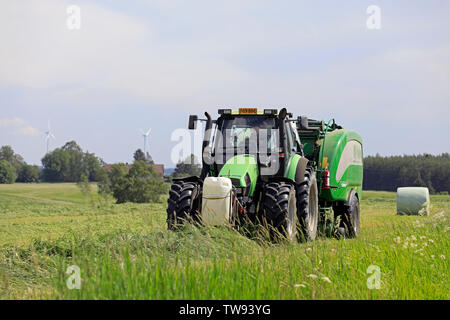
0;183;448;300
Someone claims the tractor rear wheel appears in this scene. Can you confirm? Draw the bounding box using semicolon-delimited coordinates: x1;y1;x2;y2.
167;181;201;230
297;167;319;241
335;190;360;238
260;182;298;241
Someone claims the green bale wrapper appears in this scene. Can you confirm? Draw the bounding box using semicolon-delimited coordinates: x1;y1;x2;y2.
396;187;430;216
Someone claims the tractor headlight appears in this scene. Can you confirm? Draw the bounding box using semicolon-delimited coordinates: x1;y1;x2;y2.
218;109;232;115
264;109;278;115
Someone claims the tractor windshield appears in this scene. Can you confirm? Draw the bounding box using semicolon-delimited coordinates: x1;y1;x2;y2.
217;116;279;155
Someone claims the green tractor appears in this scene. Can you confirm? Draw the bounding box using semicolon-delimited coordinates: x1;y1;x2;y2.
167;108;363;241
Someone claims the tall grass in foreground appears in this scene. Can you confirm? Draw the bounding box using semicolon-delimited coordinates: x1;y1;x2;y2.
0;185;448;300
53;214;448;300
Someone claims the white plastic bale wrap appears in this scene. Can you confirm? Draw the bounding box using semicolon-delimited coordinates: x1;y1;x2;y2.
201;177;233;226
396;187;430;216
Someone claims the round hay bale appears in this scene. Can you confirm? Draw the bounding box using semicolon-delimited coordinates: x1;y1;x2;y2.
396;187;430;216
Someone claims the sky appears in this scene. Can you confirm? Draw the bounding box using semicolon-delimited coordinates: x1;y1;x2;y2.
0;0;449;168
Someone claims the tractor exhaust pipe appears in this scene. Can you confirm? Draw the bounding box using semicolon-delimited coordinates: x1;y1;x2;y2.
201;112;212;179
278;108;289;174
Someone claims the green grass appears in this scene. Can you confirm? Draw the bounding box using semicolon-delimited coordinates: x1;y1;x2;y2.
0;183;448;299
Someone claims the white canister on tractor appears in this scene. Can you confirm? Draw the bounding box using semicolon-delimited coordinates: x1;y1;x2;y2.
201;177;233;226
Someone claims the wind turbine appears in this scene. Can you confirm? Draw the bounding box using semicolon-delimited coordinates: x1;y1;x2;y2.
140;128;151;154
45;121;56;154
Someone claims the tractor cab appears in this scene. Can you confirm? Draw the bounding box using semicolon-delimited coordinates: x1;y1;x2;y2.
190;108;303;178
215;109;282;179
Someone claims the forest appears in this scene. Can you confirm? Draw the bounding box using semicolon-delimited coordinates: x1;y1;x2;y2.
363;153;450;194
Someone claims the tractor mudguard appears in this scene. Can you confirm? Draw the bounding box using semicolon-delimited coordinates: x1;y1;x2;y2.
267;176;296;187
284;154;309;185
172;176;203;185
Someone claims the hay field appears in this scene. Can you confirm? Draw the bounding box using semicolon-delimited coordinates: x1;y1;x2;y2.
0;183;448;299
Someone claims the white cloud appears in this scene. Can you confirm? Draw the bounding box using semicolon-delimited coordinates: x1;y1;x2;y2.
0;0;256;107
0;118;40;136
0;0;449;122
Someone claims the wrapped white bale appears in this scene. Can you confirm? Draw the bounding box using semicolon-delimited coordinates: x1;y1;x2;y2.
396;187;430;216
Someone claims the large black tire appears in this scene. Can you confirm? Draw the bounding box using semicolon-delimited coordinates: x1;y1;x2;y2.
297;167;319;241
166;181;201;230
260;182;298;241
335;191;360;238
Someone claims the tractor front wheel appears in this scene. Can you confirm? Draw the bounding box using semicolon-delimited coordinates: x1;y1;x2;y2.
260;182;298;242
166;181;201;230
297;167;319;241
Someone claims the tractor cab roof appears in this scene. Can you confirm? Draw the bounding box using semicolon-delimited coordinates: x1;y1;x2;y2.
218;108;292;118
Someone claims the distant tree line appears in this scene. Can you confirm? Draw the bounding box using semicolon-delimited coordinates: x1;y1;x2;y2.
3;141;448;196
41;141;102;182
98;161;166;203
97;151;166;204
0;142;168;204
133;148;154;164
363;153;450;194
0;142;102;184
0;146;39;183
95;152;199;204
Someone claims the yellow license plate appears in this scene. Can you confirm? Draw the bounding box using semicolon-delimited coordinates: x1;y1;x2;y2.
239;108;258;114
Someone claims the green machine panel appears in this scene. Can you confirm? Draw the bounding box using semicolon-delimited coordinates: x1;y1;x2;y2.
218;154;259;196
319;129;363;202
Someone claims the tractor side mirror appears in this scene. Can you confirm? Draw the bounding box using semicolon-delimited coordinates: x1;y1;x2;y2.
188;115;198;130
